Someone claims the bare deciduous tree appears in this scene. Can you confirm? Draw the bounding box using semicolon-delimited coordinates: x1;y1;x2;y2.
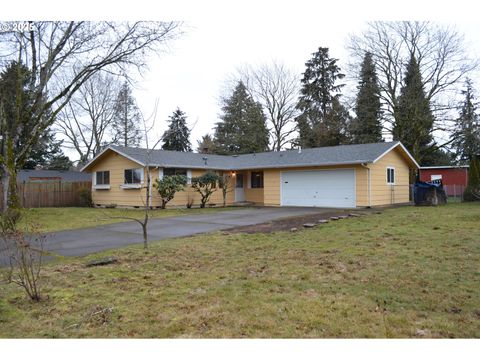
56;72;121;163
347;21;478;137
1;211;46;302
219;172;234;207
107;100;162;251
0;21;182;212
237;62;299;151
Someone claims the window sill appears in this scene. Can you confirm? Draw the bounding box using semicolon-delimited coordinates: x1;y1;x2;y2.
120;184;142;189
93;185;111;190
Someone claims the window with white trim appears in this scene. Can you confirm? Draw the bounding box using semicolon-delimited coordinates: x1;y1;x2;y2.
124;168;143;184
386;167;395;184
95;171;110;185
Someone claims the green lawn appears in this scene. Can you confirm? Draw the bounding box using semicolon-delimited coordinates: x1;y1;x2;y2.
18;206;244;232
1;203;479;338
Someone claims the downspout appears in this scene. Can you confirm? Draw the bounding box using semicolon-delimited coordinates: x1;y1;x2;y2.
361;163;371;208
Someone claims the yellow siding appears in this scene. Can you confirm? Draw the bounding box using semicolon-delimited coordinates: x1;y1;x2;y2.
355;166;369;207
369;147;411;206
90;153;236;208
90;151;149;207
264;169;281;206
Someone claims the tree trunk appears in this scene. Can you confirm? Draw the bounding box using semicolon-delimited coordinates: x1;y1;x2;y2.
1;138;21;212
142;169;151;250
1;165;10;213
142;221;148;251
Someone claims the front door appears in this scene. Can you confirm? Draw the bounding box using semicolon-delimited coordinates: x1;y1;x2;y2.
235;173;245;202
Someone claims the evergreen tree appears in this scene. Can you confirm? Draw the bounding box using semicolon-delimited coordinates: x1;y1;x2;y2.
452;78;480;163
214;81;269;154
351;52;383;144
464;155;480;201
421;148;454;166
295;47;348;147
23;128;72;170
0;62;35;167
161;108;192;152
111;81;142;147
0;61;71;171
312;98;351;147
392;55;435;164
197;134;216;154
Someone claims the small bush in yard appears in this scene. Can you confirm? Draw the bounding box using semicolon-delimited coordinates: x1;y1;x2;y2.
78;188;93;207
154;175;188;209
191;172;221;208
0;210;46;302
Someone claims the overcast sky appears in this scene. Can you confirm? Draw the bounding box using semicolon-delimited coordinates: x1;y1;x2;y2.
4;0;480;160
133;11;480;154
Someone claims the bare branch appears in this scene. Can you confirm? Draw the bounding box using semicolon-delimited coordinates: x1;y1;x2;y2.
347;21;478;137
235;61;300;151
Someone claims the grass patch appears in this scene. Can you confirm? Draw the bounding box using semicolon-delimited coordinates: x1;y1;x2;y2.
1;203;479;338
18;206;245;232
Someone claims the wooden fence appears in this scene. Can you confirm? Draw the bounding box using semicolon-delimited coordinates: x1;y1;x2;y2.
0;180;92;208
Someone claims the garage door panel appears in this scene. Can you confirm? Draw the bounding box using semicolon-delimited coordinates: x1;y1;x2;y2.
281;169;355;208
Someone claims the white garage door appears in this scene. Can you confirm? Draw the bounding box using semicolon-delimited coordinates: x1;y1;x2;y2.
281;169;356;208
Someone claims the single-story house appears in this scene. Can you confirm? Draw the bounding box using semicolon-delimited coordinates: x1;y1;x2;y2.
419;165;469;196
81;141;419;209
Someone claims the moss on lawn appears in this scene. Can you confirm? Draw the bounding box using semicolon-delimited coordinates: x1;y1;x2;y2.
1;203;479;338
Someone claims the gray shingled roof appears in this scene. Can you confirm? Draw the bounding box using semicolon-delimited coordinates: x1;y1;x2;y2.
103;142;402;171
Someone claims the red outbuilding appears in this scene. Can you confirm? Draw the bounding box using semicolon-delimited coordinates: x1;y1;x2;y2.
419;166;469;196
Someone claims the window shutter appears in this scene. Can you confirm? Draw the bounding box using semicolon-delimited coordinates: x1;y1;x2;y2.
187;169;192;185
92;172;96;186
247;171;251;189
158;168;164;180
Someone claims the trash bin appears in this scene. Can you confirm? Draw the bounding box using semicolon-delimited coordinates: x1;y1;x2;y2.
413;181;447;206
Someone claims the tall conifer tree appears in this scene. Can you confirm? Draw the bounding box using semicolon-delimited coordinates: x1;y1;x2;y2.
111;81;142;147
161;108;192;152
452;78;480;163
213;82;269;154
295;47;349;147
351;52;383;144
392;55;435;164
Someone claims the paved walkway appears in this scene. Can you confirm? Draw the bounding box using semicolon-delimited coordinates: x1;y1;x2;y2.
40;207;334;258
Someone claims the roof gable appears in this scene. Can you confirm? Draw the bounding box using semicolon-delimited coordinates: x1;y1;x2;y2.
372;142;420;169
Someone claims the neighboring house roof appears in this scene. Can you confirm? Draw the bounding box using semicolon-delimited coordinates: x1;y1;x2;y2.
420;165;469;169
81;141;419;172
18;169;92;182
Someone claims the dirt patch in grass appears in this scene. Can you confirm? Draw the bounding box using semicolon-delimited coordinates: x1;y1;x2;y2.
226;209;374;234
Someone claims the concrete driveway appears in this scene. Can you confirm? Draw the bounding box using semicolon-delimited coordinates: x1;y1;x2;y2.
39;207;333;258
